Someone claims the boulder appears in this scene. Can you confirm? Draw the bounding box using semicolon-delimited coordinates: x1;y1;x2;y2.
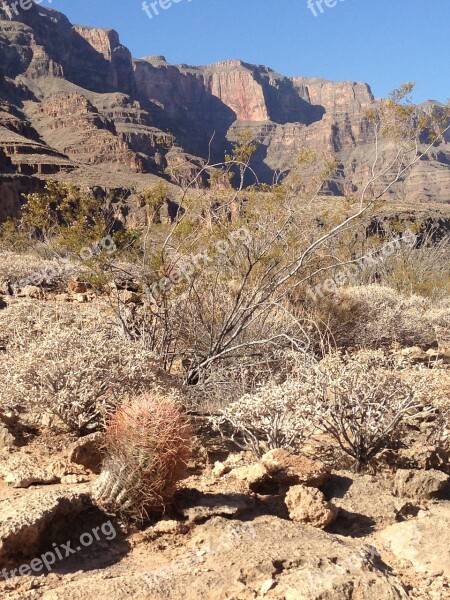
0;486;91;563
67;278;87;294
74;293;88;303
118;290;142;305
399;346;429;363
211;460;231;478
17;285;43;299
174;489;254;523
228;462;271;493
0;453;58;488
0;422;16;450
394;445;450;474
427;347;450;364
285;484;338;529
377;504;450;578
0;280;13;296
37;515;407;599
54;293;70;302
261;448;330;486
152;519;189;535
393;468;448;500
323;472;401;531
68;432;103;474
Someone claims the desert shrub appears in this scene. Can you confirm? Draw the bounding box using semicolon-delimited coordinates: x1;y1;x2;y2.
93;393;191;522
212;349;448;469
212;377;316;458
357;233;450;301
0;300;179;434
303;351;439;471
0;250;80;293
313;285;436;349
20;181;113;251
426;297;450;344
418;366;450;448
141;181;170;223
0;299;109;351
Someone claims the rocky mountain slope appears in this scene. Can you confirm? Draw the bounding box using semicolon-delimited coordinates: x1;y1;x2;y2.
0;4;449;222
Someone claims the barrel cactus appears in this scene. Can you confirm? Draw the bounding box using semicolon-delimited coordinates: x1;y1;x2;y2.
93;393;191;522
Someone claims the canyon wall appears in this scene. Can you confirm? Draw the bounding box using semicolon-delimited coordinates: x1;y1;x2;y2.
0;3;449;214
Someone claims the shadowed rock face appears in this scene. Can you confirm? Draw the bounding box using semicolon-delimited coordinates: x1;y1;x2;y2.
0;3;449;215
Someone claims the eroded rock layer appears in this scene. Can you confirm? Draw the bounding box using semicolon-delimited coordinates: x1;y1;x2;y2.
0;3;449;223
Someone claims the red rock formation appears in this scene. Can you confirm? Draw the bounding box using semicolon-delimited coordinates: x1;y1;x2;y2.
204;60;269;121
0;4;449;204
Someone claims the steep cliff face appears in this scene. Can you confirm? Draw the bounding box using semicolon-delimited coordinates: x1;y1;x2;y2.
0;4;449;208
0;4;134;93
73;26;135;95
202;60;270;122
176;60;325;126
291;78;374;114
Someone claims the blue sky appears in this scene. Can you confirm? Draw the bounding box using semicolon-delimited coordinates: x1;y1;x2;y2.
44;0;448;103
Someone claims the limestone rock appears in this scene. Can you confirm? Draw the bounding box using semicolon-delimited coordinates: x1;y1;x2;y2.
152;519;188;535
393;468;449;500
74;293;88;303
377;504;450;578
17;285;42;299
0;486;91;563
68;432;103;474
54;293;70;302
261;448;330;487
228;462;271;493
117;289;142;305
427;346;450;364
0;453;58;488
174;489;254;523
0;5;450;209
324;471;401;531
67;278;87;294
211;460;231;478
285;484;338;529
399;346;429;362
37;515;407;599
394;445;450;474
0;422;16;450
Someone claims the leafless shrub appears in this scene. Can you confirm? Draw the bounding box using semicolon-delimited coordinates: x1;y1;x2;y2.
0;299;101;352
313;285;436;349
212;348;447;469
212;373;316;458
357;232;450;301
302;351;440;471
426;297;450;345
0;250;79;293
418;367;450;448
0;300;179;434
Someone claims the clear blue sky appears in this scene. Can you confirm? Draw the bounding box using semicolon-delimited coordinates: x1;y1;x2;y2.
44;0;448;103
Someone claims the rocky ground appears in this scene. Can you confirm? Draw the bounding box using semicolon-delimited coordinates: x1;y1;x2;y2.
0;415;449;600
0;271;449;600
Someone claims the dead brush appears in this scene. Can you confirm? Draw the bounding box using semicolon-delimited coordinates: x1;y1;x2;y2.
93;393;192;523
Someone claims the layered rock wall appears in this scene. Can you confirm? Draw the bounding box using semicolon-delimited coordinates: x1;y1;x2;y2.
0;5;449;203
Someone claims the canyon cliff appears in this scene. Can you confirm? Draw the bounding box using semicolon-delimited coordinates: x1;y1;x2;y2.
0;4;449;222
